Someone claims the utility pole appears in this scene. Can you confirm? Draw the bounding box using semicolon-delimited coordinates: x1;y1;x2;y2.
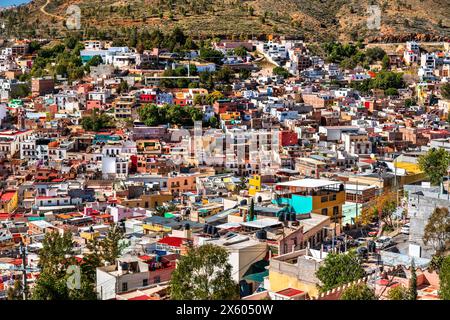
355;180;359;222
394;155;398;207
19;241;28;300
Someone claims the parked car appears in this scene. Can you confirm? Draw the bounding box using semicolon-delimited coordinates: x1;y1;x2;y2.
401;223;410;235
375;236;394;249
368;230;378;237
355;237;369;246
356;246;369;259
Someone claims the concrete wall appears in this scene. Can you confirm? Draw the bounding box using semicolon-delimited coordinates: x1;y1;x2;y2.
406;185;450;258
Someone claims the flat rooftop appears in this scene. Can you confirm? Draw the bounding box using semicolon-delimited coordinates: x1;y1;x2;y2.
240;218;283;229
277;178;341;189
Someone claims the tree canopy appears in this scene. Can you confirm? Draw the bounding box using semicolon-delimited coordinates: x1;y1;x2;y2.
418;147;450;186
31;224;125;300
273;66;290;79
387;285;411;300
80;109;115;132
423;207;450;253
138;104;203;127
439;255;450;300
169;244;239;300
199;47;224;64
340;283;376;300
316;251;365;292
31;231;96;300
441;83;450;100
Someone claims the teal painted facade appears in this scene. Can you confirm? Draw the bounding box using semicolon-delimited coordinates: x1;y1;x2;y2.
93;134;121;144
272;195;313;215
291;194;313;214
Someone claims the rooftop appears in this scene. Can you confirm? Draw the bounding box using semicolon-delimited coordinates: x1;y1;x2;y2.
277;179;342;189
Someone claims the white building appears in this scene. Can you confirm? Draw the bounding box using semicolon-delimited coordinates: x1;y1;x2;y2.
202;235;267;283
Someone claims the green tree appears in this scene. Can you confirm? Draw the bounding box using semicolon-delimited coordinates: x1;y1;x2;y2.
387;285;410;300
439;255;450;300
169;244;239;300
209;115;218;128
423;207;450;253
214;67;234;83
385;88;399;96
85;55;103;71
100;224;126;265
418;147;450;186
429;254;445;272
340;283;376;300
138;104;166;126
442;83;450;100
239;69;251;80
31;231;97;300
365;47;387;64
233;46;248;58
371;71;404;90
273;66;290;79
11;83;30;99
82;237;103;284
80;109;115;132
409;259;417;300
382;55;390;70
117;80;129;94
248;198;255;221
7;280;24;300
199;47;224;64
316;251;365;292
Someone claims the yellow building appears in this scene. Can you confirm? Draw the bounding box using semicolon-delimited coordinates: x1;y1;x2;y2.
142;223;172;234
0;190;19;213
268;250;322;298
219;112;241;121
274;179;345;224
80;231;100;241
248;175;261;196
120;193;173;210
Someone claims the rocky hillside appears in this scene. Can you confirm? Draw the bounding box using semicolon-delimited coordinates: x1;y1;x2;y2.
1;0;449;42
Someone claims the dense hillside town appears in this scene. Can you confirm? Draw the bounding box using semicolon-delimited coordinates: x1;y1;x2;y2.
0;29;450;302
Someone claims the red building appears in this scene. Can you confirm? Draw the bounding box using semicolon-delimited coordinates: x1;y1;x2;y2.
139;93;157;103
280;130;298;146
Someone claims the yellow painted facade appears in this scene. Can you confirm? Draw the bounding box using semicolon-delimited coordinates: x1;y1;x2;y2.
143;224;172;233
248;175;261;196
0;190;18;214
120;193;173;210
311;190;345;223
268;270;319;298
219;112;241;121
80;231;100;241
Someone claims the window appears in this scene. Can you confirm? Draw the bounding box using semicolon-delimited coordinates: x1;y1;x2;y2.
122;282;128;292
321;196;328;203
321;208;328;216
154;276;161;284
143;279;148;287
333;206;339;217
145;202;149;208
